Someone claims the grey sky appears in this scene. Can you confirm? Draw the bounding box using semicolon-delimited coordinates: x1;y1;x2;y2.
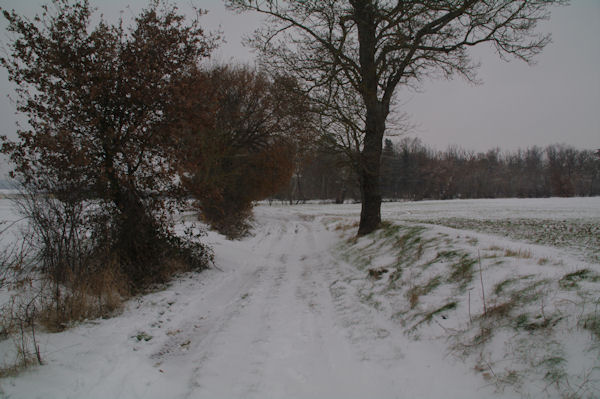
0;0;598;156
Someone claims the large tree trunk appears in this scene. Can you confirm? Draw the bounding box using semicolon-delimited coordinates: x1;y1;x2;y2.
357;105;386;236
358;171;381;235
354;0;386;236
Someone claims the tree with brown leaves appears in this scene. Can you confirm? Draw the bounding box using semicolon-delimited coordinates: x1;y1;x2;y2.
173;65;314;237
1;0;216;290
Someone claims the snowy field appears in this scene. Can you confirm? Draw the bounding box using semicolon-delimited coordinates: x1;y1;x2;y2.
0;197;599;398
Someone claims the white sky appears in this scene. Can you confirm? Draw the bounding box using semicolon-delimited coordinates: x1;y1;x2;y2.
0;0;598;155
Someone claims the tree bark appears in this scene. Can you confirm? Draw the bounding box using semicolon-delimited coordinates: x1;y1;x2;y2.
354;0;386;236
357;105;386;235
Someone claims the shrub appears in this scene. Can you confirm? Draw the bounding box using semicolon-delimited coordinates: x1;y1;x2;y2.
173;66;311;238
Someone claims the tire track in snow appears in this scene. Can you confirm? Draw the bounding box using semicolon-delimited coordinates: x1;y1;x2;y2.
149;263;268;362
140;209;493;399
172;213;403;398
178;218;306;398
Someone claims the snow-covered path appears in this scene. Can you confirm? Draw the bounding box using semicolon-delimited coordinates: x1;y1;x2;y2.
149;208;496;399
2;205;514;398
173;213;393;398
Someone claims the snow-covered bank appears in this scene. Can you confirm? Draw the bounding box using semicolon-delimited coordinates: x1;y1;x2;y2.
1;197;598;398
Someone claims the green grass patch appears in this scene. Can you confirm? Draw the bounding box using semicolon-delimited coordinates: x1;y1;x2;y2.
537;356;566;368
414;302;458;328
494;277;519;296
514;313;530;330
482;301;515;320
434;250;461;261
448;254;477;290
135;331;153;342
559;269;600;289
493;275;537;296
579;313;600;340
407;276;442;308
339;222;430;273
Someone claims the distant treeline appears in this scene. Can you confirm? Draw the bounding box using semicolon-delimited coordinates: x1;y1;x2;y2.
380;139;600;200
281;139;600;202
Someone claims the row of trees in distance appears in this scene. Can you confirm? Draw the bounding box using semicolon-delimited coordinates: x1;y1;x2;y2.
280;139;600;203
380;140;600;200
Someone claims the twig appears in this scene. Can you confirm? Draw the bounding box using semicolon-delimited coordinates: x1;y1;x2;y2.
540;295;546;321
485;360;498;380
212;264;224;272
478;250;487;316
468;289;473;323
0;218;27;236
433;318;454;334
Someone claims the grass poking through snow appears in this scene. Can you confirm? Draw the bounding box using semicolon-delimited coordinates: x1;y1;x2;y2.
332;219;600;399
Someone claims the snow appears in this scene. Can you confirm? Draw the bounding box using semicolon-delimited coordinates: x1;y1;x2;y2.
383;196;600;221
1;197;599;398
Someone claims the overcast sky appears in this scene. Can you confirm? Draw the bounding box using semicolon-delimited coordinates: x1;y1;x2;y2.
0;0;598;156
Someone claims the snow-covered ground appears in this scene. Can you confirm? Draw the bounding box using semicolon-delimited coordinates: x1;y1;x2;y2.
1;197;599;398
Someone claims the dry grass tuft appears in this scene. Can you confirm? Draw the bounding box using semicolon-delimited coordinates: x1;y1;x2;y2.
504;248;532;258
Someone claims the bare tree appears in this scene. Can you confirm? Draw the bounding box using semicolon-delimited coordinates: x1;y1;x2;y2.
227;0;566;235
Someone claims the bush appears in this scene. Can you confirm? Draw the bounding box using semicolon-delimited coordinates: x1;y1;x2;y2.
173;66;310;237
8;189;213;331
